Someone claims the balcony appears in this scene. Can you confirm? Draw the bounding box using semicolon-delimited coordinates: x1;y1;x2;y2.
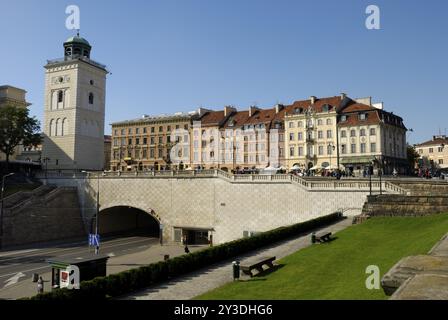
306;137;315;143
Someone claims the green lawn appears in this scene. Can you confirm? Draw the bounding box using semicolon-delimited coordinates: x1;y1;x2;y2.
196;214;448;300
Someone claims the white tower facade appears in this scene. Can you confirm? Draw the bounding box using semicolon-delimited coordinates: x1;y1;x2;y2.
42;35;108;171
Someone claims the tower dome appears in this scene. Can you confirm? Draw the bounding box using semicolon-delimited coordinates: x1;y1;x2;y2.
64;33;92;59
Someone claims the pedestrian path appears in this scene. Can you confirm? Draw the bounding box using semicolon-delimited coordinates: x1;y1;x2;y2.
124;218;353;300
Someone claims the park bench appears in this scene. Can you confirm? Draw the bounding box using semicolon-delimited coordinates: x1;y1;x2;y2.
312;231;332;243
240;256;276;277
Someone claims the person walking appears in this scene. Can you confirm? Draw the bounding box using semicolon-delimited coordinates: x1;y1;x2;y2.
37;276;44;294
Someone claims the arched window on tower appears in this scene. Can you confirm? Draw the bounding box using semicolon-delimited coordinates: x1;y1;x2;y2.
58;91;63;103
74;47;81;56
55;119;61;136
62;118;68;136
89;93;94;105
49;119;54;137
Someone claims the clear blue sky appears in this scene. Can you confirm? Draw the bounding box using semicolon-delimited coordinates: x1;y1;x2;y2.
1;0;447;143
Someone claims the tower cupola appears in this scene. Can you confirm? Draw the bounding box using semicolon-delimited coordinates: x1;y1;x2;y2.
63;32;92;59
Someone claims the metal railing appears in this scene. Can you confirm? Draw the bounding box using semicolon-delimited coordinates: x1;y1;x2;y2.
36;169;408;194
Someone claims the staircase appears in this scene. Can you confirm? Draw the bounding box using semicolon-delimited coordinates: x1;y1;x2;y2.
2;186;86;248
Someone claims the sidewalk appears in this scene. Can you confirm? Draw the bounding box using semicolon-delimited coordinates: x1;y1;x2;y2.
0;243;204;300
123;218;353;300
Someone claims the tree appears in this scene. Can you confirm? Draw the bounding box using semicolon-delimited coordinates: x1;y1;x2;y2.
407;144;420;174
0;105;41;169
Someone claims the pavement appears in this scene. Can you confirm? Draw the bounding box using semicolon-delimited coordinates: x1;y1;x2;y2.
123;218;353;300
0;236;204;300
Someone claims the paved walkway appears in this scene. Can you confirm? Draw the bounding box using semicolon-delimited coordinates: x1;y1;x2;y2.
123;218;353;300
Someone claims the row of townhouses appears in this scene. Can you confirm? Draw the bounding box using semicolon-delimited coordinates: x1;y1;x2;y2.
110;93;408;175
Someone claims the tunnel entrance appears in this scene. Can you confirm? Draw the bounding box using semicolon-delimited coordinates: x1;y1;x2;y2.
98;206;160;238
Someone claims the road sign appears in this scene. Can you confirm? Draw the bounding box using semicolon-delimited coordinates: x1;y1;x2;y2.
88;234;100;247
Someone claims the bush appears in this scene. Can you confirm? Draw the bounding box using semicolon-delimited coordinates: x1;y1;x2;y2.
29;212;342;300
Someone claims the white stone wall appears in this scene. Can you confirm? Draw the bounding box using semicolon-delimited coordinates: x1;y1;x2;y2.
46;176;368;245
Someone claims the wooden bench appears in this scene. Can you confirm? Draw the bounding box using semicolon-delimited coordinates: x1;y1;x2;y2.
312;231;332;243
240;256;276;277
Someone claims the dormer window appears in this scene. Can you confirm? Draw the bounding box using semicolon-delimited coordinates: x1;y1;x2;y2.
359;113;367;120
341;115;347;122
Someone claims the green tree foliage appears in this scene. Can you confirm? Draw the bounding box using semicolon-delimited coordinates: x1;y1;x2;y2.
0;105;41;167
407;144;420;172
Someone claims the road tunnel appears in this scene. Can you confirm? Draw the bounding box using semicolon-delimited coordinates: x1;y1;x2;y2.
98;206;160;238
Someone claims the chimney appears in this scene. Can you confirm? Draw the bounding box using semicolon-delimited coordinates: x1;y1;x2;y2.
249;106;259;117
340;92;347;100
224;105;237;117
310;96;317;104
275;104;284;114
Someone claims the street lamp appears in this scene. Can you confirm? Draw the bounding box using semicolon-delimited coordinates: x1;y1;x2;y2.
82;170;100;255
42;157;50;182
0;173;15;249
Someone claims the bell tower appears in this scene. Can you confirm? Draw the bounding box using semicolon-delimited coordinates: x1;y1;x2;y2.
42;33;108;171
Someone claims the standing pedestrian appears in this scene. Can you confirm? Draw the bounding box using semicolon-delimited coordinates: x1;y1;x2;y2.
184;245;190;254
37;276;44;294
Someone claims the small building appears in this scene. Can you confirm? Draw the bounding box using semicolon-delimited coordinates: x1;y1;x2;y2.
415;135;448;170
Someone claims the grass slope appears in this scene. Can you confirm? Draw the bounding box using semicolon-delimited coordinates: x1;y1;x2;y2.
197;214;448;300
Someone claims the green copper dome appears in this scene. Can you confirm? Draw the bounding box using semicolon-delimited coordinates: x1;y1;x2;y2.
64;36;91;46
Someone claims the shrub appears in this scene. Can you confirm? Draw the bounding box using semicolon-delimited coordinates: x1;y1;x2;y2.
29;212;342;300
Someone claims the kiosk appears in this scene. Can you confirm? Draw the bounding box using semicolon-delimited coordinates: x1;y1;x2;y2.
47;254;109;289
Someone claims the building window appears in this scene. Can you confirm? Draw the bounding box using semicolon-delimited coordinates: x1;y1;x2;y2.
128;138;132;145
429;148;434;153
370;128;376;136
159;137;163;144
298;121;303;128
327;130;332;139
151;127;155;133
58;91;64;103
341;130;346;138
297;147;303;156
360;129;366;136
289;133;295;141
318;131;323;139
360;143;366;153
89;93;94;105
359;113;366;120
136;138;140;145
318;146;324;155
351;144;356;154
371;143;376;153
341;144;346;154
128;128;132;134
350;130;356;137
159;126;163;132
439;159;444;165
289;122;295;128
341;115;347;122
289;147;295;157
438;147;443;153
298;132;303;141
326;119;332;125
317;119;323;126
327;145;333;155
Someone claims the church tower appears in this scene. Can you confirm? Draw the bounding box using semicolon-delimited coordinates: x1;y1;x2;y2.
42;34;108;171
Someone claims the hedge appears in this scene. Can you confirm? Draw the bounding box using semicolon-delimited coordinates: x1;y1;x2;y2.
27;212;343;300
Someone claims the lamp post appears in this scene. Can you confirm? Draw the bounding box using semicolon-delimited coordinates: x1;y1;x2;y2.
0;173;15;249
42;157;50;182
82;170;100;254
